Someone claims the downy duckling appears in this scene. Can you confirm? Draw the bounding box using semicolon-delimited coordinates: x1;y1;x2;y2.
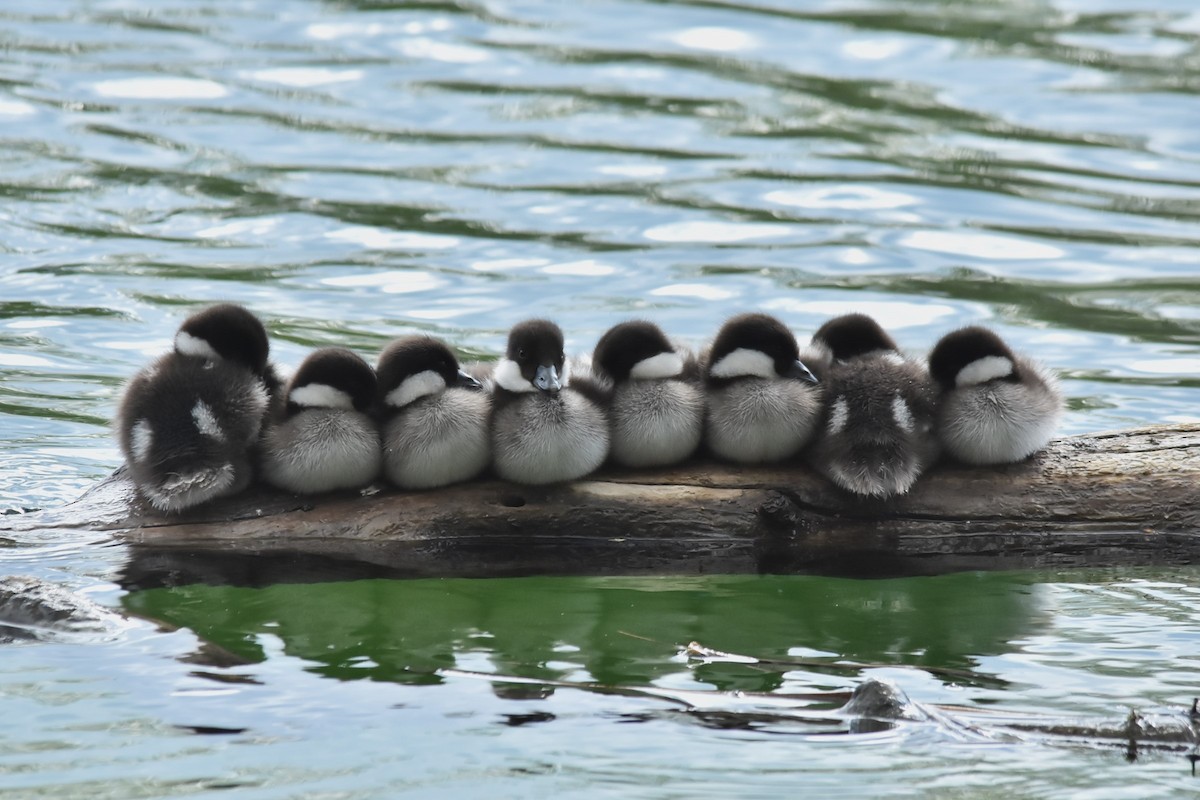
703;312;822;464
806;313;939;498
491;319;609;485
929;326;1063;464
592;320;705;469
260;347;381;494
376;336;490;489
116;303;279;513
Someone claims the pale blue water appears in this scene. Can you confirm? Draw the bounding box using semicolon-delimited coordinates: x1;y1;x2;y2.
1;0;1198;796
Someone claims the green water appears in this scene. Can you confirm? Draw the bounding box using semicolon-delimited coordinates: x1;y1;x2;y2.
1;0;1199;795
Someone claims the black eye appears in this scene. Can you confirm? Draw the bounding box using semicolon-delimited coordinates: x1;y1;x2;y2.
518;348;526;360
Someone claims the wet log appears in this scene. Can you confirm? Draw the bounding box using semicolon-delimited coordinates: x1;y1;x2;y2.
5;424;1199;584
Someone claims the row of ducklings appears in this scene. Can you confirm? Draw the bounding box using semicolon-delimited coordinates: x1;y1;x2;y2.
116;303;1063;513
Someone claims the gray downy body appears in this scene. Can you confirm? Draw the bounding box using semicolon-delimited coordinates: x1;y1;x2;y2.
490;319;610;485
930;327;1063;465
260;348;381;494
592;321;705;469
117;303;281;513
261;408;380;493
706;378;822;464
376;336;491;490
382;388;491;489
806;314;940;498
117;353;269;512
492;390;609;484
702;313;822;465
609;378;705;468
807;352;940;498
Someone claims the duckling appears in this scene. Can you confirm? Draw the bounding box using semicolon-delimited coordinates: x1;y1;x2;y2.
376;336;490;489
259;347;381;494
928;326;1063;464
592;320;705;469
491;319;609;485
702;312;822;464
116;303;278;513
805;313;939;498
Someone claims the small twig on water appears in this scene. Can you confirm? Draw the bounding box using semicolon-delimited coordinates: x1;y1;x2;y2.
684;641;1006;686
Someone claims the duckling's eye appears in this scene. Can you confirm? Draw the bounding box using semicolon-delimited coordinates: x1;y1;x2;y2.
518;348;526;360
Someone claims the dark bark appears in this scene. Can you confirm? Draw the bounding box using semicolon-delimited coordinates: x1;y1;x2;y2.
6;424;1198;585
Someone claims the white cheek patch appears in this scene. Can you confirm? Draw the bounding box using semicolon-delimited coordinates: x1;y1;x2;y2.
891;394;914;434
175;331;221;361
192;400;225;440
709;348;775;380
882;352;906;366
827;396;849;434
956;356;1014;387
493;359;537;393
290;383;355;410
630;352;683;380
131;419;154;462
385;369;447;408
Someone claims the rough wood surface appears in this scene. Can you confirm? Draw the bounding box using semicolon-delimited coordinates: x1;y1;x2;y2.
5;424;1198;583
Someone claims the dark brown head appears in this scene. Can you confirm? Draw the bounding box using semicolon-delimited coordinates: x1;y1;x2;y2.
593;320;680;383
286;348;376;414
175;303;271;376
495;319;566;394
376;336;479;409
929;326;1018;390
811;313;898;362
707;313;817;384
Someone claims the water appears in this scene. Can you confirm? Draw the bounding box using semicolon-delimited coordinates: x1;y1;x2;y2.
1;0;1198;795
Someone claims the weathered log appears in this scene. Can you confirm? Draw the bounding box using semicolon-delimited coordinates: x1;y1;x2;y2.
4;424;1198;584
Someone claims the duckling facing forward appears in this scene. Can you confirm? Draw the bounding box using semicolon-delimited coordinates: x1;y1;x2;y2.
592;320;704;469
259;348;380;494
491;319;609;485
806;313;939;498
703;313;822;464
929;326;1063;465
116;303;278;513
376;336;490;490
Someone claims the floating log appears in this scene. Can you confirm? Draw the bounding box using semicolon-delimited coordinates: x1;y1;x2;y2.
4;424;1199;584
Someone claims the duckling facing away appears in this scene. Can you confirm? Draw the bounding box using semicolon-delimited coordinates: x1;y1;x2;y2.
928;326;1063;465
806;313;939;498
592;320;705;469
116;303;279;513
376;336;490;490
703;313;822;464
491;319;609;485
260;347;381;494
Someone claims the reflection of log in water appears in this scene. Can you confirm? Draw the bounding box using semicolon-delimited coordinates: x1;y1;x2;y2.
120;573;1041;692
9;424;1198;581
3;575;1194;758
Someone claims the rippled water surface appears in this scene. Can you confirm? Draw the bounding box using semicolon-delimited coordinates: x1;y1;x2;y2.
1;0;1199;796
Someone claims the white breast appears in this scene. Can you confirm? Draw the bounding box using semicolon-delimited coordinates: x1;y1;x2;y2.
706;379;822;464
260;410;381;493
492;391;609;484
382;389;491;489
